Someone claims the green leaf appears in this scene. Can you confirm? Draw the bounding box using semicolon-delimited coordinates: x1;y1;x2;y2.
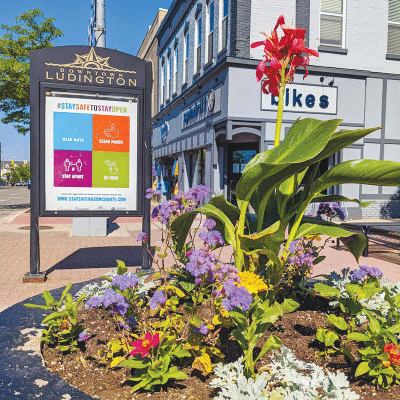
295;219;367;263
239;221;284;263
231;329;248;350
255;334;282;362
347;332;371;342
279;296;300;314
310;194;373;208
58;283;72;307
42;290;57;308
229;310;249;330
165;370;188;380
42;310;68;324
190;315;201;328
173;348;191;358
147;367;161;378
179;281;196;292
325;331;339;346
364;311;381;335
109;356;123;368
340;346;355;365
314;283;341;298
116;260;128;275
316;328;326;343
327;314;347;331
23;303;51;310
118;357;151;369
131;378;151;392
310;160;400;198
355;361;372;377
236;119;342;207
387;324;400;334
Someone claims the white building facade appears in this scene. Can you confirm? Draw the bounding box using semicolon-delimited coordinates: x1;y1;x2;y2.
152;0;400;219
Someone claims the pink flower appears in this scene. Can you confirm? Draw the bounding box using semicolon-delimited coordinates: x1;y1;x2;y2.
130;332;160;358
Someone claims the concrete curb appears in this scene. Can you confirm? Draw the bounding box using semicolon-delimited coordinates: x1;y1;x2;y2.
0;282;97;400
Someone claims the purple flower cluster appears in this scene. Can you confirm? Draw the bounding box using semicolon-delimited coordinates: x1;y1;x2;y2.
85;289;129;316
185;249;216;278
316;202;346;221
349;265;384;282
199;230;224;247
150;185;211;225
111;274;139;291
221;282;253;312
185;249;239;288
149;290;167;310
136;232;148;243
146;188;163;201
287;239;314;269
203;218;217;230
78;331;89;342
194;322;209;335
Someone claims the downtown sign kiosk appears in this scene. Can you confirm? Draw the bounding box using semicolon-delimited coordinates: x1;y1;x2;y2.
28;46;152;281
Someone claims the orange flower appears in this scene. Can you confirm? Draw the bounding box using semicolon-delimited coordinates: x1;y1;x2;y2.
383;343;400;366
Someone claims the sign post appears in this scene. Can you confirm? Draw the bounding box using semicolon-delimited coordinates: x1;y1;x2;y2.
25;46;152;282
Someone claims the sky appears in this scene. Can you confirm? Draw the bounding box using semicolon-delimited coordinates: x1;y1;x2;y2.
0;0;173;162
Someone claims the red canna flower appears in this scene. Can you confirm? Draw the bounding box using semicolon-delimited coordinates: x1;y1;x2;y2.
130;332;160;358
251;14;319;95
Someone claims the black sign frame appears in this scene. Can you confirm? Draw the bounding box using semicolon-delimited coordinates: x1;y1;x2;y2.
27;46;152;280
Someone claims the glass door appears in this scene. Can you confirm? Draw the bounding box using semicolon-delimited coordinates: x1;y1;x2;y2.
227;143;258;205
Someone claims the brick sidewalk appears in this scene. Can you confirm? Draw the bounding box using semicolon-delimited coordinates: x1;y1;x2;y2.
0;211;399;312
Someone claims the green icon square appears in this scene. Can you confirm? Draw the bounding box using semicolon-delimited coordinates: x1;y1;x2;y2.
92;151;129;188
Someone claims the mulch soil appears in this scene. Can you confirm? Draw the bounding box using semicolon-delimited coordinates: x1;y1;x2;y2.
42;295;400;400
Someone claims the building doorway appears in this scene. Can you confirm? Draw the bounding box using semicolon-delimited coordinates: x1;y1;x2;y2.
227;143;258;204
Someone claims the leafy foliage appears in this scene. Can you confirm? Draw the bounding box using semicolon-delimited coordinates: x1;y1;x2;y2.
0;9;62;133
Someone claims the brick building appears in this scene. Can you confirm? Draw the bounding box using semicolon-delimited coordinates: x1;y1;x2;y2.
152;0;400;218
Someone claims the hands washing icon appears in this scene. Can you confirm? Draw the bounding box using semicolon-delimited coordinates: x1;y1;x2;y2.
104;123;119;138
104;160;118;174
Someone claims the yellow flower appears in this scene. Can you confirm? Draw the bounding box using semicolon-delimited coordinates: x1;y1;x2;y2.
238;271;269;294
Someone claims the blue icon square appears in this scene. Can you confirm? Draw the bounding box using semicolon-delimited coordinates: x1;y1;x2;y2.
53;112;93;151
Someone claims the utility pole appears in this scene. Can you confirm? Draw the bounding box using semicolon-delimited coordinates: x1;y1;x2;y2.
88;0;105;47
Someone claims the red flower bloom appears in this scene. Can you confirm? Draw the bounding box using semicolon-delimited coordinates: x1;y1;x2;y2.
251;14;319;95
130;332;160;358
383;343;400;366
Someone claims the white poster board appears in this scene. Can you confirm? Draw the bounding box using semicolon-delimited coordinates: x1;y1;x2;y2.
45;95;138;212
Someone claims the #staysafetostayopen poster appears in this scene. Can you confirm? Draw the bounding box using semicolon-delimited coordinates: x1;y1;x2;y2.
45;96;138;212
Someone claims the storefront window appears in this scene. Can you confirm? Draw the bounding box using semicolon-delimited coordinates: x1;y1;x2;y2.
189;148;206;187
228;144;258;205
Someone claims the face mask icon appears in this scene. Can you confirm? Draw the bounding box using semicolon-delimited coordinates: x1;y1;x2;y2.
104;160;118;174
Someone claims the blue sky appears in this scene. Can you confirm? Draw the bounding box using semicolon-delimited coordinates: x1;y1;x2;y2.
0;0;173;162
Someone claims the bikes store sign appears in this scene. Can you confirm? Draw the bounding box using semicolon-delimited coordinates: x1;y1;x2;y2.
261;83;338;114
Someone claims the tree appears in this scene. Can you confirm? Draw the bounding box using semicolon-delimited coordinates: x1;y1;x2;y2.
0;9;62;134
10;164;30;183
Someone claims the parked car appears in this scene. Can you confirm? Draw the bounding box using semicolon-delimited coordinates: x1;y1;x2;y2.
15;181;23;186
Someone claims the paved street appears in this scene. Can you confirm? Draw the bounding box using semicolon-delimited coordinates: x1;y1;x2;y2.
0;186;30;219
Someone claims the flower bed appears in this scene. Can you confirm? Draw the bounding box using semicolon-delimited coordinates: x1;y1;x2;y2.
25;13;400;400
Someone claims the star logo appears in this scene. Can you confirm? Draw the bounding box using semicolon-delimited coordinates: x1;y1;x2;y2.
45;48;136;74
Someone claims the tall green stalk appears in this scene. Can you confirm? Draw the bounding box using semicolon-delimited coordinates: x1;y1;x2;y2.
274;69;287;148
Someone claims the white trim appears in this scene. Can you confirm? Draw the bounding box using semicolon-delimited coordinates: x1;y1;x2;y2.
319;0;346;48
